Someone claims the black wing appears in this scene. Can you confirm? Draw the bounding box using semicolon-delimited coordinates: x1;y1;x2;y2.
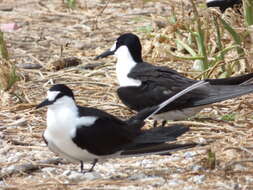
119;62;253;112
118;62;203;112
72;107;142;156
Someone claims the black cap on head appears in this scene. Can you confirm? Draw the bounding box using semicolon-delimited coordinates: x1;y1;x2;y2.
95;33;143;63
49;84;74;99
36;84;75;109
115;33;143;62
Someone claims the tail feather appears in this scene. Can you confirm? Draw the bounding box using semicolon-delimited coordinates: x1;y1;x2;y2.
121;142;197;156
206;72;253;85
132;125;189;145
193;84;253;107
122;125;191;155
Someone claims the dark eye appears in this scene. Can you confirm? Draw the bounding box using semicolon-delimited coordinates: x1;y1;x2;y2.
116;41;120;48
55;93;64;101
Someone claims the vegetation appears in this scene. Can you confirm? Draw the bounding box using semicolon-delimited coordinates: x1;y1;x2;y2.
0;31;19;91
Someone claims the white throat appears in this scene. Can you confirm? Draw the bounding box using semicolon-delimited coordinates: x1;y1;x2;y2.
46;96;78;133
114;46;142;87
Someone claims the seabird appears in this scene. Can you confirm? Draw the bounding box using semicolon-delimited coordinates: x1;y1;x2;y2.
206;0;242;12
95;33;253;127
36;81;206;173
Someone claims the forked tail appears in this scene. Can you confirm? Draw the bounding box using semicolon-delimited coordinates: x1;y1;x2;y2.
127;80;209;126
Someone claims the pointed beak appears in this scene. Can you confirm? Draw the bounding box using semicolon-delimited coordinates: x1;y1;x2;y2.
36;99;52;109
95;49;115;60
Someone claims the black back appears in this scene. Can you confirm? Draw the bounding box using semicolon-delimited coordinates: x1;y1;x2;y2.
72;106;142;155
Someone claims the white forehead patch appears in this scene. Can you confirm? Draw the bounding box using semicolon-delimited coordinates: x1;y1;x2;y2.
47;91;60;101
110;42;116;52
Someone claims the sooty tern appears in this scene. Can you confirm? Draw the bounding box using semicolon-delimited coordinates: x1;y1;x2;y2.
36;81;206;173
95;33;253;126
206;0;242;12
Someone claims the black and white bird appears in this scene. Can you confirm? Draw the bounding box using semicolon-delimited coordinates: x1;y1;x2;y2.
95;33;253;126
206;0;242;12
36;81;206;173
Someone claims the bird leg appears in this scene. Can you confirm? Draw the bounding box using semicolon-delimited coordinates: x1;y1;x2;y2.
80;161;84;173
88;159;98;172
161;120;167;127
80;159;98;173
153;120;158;128
153;120;167;128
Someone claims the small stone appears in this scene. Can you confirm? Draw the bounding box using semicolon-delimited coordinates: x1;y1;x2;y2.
171;174;181;178
245;176;253;183
141;159;154;167
82;171;101;180
197;137;207;144
68;171;85;181
1;165;15;174
128;173;147;180
0;132;4;139
42;167;57;174
234;164;246;171
0;146;10;155
183;185;195;190
7;152;24;162
184;151;197;159
120;186;142;190
62;170;71;176
167;179;184;186
191;164;203;172
190;175;205;184
68;171;101;181
140;176;165;185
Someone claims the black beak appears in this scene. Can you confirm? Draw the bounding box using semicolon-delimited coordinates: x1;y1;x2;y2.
36;99;53;109
95;49;114;60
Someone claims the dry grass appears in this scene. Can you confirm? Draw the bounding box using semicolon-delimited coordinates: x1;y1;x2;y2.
0;0;253;189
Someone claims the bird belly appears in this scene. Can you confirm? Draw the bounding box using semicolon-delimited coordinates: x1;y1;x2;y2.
44;129;99;162
153;106;205;121
45;109;99;162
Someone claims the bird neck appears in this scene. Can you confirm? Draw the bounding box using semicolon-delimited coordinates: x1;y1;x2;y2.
46;97;78;134
115;46;142;87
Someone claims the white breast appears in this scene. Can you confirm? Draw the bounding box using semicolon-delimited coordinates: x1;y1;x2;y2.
44;100;99;162
115;46;142;87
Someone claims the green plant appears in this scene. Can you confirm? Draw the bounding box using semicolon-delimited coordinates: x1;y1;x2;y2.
163;0;248;79
0;31;9;59
244;0;253;26
0;31;19;91
136;24;153;33
66;0;76;9
221;113;236;121
207;149;216;170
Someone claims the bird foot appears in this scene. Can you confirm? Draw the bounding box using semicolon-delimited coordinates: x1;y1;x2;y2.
153;120;167;128
80;159;98;174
